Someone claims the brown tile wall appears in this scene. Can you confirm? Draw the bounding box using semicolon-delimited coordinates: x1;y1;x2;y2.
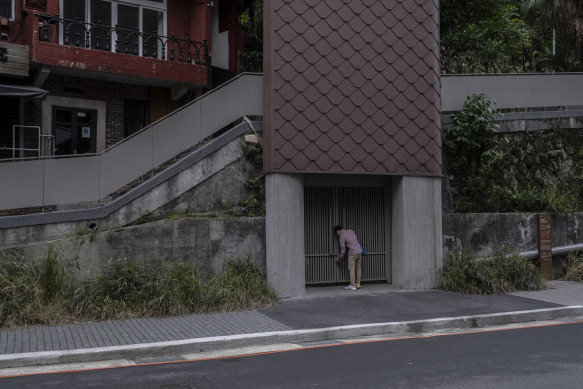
263;0;442;175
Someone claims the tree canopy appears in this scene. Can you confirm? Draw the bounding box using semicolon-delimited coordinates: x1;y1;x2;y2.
441;0;583;73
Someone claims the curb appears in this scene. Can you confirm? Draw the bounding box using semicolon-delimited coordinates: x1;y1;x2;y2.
1;305;582;369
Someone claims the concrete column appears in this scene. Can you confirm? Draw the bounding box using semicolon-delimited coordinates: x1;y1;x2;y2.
265;173;305;298
391;176;443;289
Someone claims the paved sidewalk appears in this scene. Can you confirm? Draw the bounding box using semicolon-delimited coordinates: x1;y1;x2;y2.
0;281;581;368
0;311;289;355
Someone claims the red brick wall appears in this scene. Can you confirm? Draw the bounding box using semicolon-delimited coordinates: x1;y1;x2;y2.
31;41;208;86
42;74;148;146
8;1;209;86
263;0;442;175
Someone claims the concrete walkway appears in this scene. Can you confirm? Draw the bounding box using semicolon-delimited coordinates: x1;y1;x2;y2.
0;281;581;369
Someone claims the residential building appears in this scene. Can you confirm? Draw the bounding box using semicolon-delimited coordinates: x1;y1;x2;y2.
0;0;247;159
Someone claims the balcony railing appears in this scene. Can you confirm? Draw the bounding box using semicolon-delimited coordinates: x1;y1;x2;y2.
36;14;209;66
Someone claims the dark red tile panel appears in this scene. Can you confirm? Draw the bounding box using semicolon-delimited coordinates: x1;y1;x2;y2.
263;0;442;175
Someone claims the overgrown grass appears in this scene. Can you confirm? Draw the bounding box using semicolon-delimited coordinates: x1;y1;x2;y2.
440;248;547;294
564;251;583;282
0;250;278;328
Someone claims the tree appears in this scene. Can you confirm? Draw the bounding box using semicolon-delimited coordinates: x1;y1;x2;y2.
441;0;531;73
239;0;263;72
523;0;583;69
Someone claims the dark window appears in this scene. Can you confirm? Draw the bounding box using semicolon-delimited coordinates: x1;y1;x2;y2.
63;0;86;47
124;100;147;137
52;107;97;155
0;0;12;19
143;8;163;57
117;4;139;54
0;96;19;159
90;0;112;50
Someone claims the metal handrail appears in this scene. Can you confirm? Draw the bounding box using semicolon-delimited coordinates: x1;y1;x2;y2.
521;243;583;259
103;72;262;154
0;73;262;162
0;74;263;211
37;13;209;65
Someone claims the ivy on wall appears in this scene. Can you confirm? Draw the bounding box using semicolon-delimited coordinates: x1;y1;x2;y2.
444;94;583;213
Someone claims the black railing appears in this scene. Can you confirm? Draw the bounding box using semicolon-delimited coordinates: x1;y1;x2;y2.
37;14;209;66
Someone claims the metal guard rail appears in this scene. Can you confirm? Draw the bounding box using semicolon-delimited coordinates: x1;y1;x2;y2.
521;243;583;259
0;73;263;211
37;13;209;65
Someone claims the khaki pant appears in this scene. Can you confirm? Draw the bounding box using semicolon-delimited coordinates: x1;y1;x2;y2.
348;253;362;286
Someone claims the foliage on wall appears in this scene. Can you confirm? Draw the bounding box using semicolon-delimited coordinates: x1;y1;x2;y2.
444;94;583;213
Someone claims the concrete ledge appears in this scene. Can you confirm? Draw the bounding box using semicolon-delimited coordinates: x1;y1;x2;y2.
1;306;581;369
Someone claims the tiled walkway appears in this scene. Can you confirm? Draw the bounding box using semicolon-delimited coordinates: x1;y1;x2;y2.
0;311;289;354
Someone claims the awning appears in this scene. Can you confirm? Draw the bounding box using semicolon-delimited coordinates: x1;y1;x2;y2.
0;84;48;99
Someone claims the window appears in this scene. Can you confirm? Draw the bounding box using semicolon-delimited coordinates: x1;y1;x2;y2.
52;107;97;155
124;100;147;137
0;0;14;19
60;0;166;55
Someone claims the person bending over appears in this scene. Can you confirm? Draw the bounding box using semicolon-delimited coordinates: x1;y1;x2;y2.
335;225;363;291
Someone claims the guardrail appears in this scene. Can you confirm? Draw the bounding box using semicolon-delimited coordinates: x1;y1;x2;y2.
0;73;263;211
521;243;583;260
37;14;209;65
442;73;583;112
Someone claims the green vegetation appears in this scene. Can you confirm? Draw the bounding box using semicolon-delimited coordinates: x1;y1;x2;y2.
445;93;500;154
522;0;583;71
441;0;583;73
133;209;152;225
441;248;547;294
239;0;263;72
563;251;583;282
444;94;583;213
441;0;530;73
226;142;266;217
0;250;277;328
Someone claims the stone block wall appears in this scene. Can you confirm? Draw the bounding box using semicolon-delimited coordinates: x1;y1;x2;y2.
443;212;583;260
3;217;266;278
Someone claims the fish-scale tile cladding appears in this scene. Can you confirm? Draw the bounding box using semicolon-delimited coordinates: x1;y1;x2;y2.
263;0;441;175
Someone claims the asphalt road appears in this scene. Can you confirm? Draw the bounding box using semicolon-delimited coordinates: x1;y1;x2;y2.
2;321;582;389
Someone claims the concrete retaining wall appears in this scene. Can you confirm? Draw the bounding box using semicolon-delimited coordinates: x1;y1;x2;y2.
4;211;582;282
2;217;265;277
443;212;583;259
0;132;254;248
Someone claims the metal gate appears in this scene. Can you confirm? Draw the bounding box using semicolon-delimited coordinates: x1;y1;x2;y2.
305;186;389;285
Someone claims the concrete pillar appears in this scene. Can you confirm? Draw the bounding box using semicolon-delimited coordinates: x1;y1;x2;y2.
265;173;305;298
391;176;443;289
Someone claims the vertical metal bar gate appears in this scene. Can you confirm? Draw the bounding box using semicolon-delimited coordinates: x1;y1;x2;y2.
305;186;388;285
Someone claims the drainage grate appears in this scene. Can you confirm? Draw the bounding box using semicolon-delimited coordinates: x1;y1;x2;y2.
134;355;186;364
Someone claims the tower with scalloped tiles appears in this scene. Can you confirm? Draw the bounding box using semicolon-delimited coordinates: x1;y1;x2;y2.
264;0;443;297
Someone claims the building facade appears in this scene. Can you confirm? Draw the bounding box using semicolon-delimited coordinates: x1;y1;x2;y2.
263;0;443;296
0;0;246;159
0;0;444;296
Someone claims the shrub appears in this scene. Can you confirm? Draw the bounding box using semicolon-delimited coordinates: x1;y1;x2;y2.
441;248;547;294
0;251;278;328
445;93;500;153
564;251;583;282
0;249;71;327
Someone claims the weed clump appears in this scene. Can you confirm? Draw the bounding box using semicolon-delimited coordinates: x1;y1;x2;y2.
0;251;277;328
564;252;583;282
440;248;547;294
0;249;71;327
